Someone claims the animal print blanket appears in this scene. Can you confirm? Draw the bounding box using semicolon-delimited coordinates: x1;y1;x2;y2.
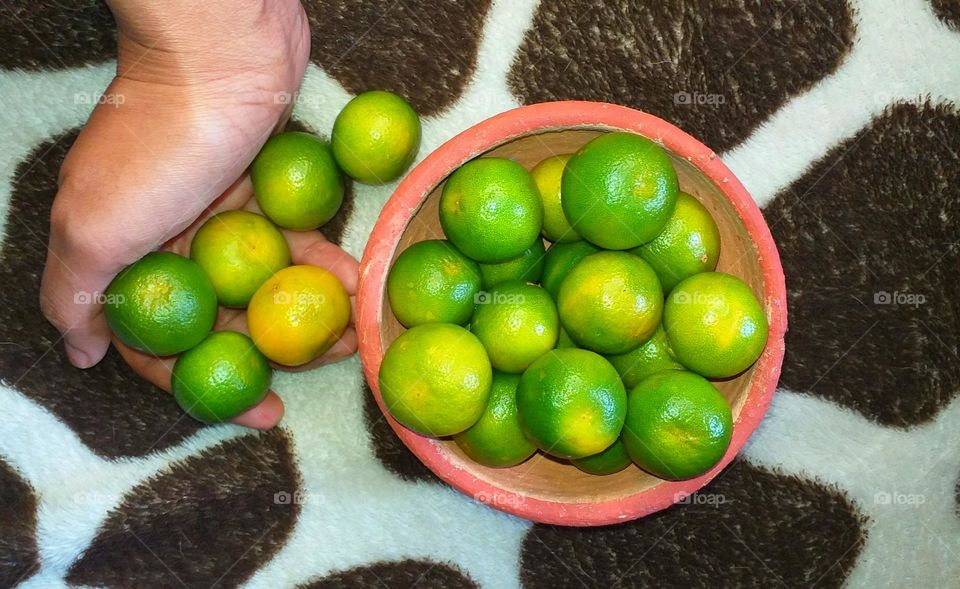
1;0;958;587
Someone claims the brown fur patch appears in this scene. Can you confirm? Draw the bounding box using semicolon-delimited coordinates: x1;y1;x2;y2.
520;459;866;588
931;0;960;30
361;383;441;484
298;559;478;589
303;0;492;116
0;129;203;458
0;1;116;70
67;429;301;588
0;460;39;588
764;102;960;427
284;119;356;246
509;0;855;152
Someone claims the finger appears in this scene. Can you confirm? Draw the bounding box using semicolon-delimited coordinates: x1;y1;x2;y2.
114;337;285;430
282;231;359;294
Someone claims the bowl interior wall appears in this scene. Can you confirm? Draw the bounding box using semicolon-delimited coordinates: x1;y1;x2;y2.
379;128;764;504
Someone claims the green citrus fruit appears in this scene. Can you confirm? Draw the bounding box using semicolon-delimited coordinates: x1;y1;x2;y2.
517;348;626;459
251;131;344;231
189;210;291;308
439;158;543;262
104;252;217;356
557;251;663;355
632;192;720;292
331;90;421;184
663;272;768;378
622;370;732;480
478;238;545;289
571;437;632;475
530;154;580;242
454;371;537;468
172;331;271;423
471;282;558;373
387;240;482;327
561;132;678;249
539;240;601;300
379;323;492;437
606;325;684;390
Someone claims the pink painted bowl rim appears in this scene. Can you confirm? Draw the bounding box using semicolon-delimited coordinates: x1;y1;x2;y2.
357;101;788;526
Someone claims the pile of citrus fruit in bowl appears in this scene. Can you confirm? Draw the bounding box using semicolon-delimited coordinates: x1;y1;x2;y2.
100;91;421;423
378;129;770;482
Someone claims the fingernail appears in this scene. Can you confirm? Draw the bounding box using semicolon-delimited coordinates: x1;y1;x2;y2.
65;342;94;369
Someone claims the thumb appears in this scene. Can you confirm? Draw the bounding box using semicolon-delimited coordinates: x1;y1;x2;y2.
40;208;118;368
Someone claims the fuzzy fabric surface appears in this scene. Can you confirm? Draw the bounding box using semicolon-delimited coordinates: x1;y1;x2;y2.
1;0;959;587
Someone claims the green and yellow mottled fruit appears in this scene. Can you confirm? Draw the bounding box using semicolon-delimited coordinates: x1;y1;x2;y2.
663;272;768;378
172;331;271;423
454;372;537;468
561;132;678;250
622;370;732;480
633;192;720;292
251;131;344;231
439;158;543;263
387;240;482;327
104;252;217;356
531;153;580;242
557;251;663;355
517;348;626;460
379;323;492;437
471;282;558;374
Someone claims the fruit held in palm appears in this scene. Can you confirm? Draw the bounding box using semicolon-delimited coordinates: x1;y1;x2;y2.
247;265;351;366
172;331;271;423
189;210;291;308
104;252;217;356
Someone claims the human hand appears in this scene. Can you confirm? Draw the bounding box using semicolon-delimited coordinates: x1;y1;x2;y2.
40;0;358;429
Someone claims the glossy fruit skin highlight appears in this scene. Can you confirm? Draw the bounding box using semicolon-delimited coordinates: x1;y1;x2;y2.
379;323;493;437
517;348;626;460
622;370;732;480
189;210;291;308
471;282;559;374
561;132;678;250
331;90;421;184
557;251;663;355
633;192;720;293
104;252;217;356
439;158;544;263
252;131;344;231
246;265;351;366
478;238;545;289
663;272;768;378
387;240;482;327
172;331;271;423
454;371;537;468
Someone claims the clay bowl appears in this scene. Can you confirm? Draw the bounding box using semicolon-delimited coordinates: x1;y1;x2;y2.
357;101;787;526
